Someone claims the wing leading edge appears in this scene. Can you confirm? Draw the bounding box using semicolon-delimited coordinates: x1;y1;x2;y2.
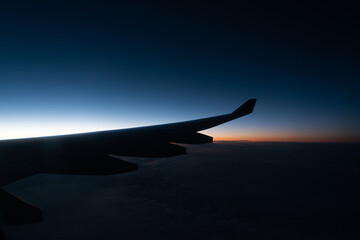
0;99;256;225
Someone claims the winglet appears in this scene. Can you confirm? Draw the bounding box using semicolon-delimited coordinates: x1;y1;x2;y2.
232;99;257;117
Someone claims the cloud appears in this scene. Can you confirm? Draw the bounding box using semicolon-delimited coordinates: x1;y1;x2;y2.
3;142;360;239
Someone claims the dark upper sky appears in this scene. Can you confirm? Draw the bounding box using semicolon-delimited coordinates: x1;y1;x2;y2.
0;1;359;142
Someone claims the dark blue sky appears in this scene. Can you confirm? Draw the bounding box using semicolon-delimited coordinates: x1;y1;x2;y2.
0;1;359;141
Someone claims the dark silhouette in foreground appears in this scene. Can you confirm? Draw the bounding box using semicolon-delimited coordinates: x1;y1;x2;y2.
0;99;256;226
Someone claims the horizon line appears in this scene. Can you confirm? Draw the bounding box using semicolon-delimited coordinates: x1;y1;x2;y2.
213;140;360;144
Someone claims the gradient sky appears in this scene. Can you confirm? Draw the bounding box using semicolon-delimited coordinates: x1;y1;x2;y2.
0;1;359;142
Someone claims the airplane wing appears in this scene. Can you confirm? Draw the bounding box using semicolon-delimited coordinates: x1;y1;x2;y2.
0;99;256;226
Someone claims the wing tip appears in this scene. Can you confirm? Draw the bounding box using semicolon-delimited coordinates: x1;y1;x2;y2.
232;99;257;116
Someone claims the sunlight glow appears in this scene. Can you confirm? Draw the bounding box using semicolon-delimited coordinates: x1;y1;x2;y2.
0;121;130;140
1;122;358;143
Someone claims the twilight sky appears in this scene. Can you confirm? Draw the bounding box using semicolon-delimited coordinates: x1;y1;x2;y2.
0;1;359;142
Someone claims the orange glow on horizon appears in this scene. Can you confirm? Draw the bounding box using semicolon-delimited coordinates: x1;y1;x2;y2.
203;127;360;143
213;134;360;143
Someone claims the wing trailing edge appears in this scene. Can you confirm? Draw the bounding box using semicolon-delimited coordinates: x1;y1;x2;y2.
0;189;42;225
172;133;213;144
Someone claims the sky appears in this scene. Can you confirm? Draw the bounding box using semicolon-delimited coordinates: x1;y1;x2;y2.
0;1;359;142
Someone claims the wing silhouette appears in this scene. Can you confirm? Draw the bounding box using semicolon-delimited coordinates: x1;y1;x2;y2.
0;99;256;225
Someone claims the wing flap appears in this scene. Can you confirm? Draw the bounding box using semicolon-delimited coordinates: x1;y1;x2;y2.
172;133;213;144
43;155;138;175
0;189;42;225
110;142;186;158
